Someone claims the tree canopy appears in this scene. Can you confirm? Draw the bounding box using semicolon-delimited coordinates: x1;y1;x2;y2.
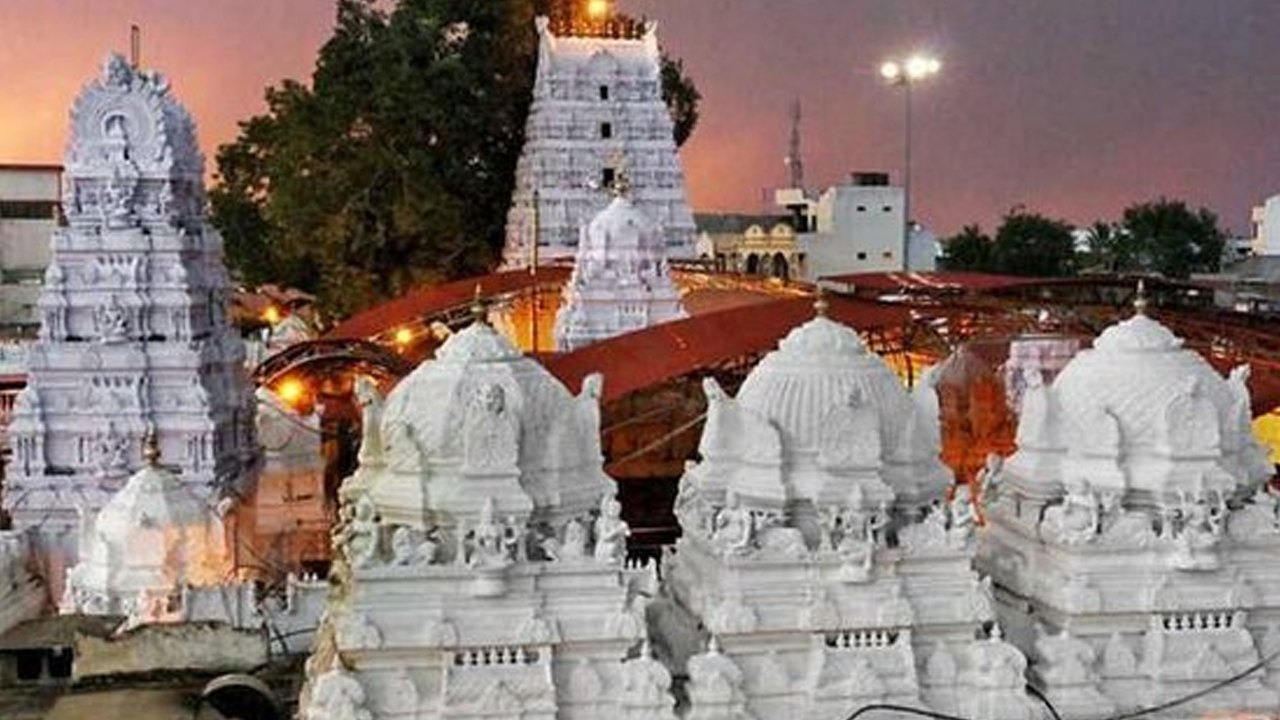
1116;199;1226;278
940;209;1076;277
210;0;700;317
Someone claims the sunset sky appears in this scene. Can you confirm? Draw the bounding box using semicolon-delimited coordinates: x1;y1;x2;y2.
3;0;1280;236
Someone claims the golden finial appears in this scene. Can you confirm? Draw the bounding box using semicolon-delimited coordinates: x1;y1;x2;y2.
142;429;161;467
1134;279;1149;316
814;286;830;318
471;284;488;324
607;150;631;198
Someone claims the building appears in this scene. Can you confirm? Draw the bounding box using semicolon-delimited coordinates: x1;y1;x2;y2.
657;299;1039;719
3;54;259;594
1250;195;1280;257
0;165;60;334
777;172;938;281
979;299;1280;718
301;309;663;720
503;11;696;266
554;190;686;351
695;214;803;280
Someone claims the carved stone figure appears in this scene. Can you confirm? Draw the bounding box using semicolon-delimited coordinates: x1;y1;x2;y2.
593;494;630;563
353;375;385;467
712;492;754;556
344;495;380;569
306;657;373;720
1016;367;1055;449
1042;481;1099;546
468;498;510;569
1034;629;1096;685
463;383;519;472
95;295;130;343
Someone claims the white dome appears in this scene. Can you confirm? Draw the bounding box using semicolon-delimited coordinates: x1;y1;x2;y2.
584;195;664;254
378;319;610;522
95;464;210;541
737;316;911;458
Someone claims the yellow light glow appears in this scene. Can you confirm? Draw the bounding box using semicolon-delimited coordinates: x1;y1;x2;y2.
905;54;941;80
393;327;413;346
262;305;282;325
586;0;610;19
276;378;306;406
880;61;901;81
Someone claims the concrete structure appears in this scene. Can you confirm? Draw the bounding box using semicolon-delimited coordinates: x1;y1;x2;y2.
777;173;937;281
1250;195;1280;257
3;55;259;589
301;309;663;720
696;218;803;280
504;16;696;266
554;192;686;351
0;165;60;334
0;531;44;637
979;298;1280;718
658;301;1038;720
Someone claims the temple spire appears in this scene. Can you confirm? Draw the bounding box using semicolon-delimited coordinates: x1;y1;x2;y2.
1133;279;1149;316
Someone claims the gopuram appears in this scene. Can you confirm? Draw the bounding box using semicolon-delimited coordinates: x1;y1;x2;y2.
3;54;258;585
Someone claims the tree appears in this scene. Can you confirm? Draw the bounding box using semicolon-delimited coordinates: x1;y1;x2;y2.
1079;221;1130;274
1118;199;1225;278
210;0;701;317
991;209;1077;277
662;56;701;147
939;225;994;272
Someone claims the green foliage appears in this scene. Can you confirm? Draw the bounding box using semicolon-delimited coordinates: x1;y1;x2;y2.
210;0;700;317
661;56;701;147
939;225;993;272
1117;199;1225;278
990;209;1078;277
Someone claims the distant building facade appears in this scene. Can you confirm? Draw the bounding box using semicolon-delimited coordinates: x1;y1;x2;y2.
504;15;696;266
0;165;60;334
1250;195;1280;257
695;214;803;280
776;172;937;281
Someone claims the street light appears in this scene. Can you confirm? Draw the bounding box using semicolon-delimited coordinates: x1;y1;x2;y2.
880;54;941;271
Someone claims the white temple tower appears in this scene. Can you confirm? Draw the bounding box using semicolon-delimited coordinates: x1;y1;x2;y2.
503;15;697;267
301;307;669;720
4;55;258;555
979;298;1280;718
659;300;1039;720
554;189;686;351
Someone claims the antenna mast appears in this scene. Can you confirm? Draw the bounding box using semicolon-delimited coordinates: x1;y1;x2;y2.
130;24;142;68
785;99;805;190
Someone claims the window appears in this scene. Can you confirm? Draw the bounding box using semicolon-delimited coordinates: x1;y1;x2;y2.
883;250;894;259
883;205;893;212
599;85;610;100
600;122;613;139
602;167;616;188
856;252;867;260
0;200;57;220
856;205;867;213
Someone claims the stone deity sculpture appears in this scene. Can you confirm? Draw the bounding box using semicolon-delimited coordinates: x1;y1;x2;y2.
594;495;630;563
353;376;384;467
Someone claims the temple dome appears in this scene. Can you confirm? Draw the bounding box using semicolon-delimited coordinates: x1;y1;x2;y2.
377;318;610;524
63;448;229;617
585;195;663;253
736;315;911;458
1039;310;1269;498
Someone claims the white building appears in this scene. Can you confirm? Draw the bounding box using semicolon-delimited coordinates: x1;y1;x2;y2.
980;299;1280;718
504;15;696;266
554;192;686;351
301;309;665;720
657;300;1038;720
0;164;60;332
1250;195;1280;257
778;172;937;281
3;54;259;592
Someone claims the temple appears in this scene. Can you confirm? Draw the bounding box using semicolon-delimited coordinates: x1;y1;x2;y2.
301;307;666;720
503;11;696;266
3;54;259;584
980;296;1280;717
554;189;686;351
656;299;1040;719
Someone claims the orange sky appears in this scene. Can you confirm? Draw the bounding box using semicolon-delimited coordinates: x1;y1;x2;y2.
5;0;1280;236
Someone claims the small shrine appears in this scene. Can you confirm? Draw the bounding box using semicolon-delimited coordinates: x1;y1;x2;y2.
554;187;687;351
980;290;1280;718
301;305;666;720
658;298;1039;719
59;434;233;626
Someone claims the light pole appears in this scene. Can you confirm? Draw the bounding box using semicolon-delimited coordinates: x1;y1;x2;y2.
880;54;940;271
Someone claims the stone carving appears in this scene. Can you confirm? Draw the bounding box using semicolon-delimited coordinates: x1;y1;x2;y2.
306;657;374;720
712;492;755;557
620;641;679;720
94;423;131;477
686;638;752;720
343;495;381;569
390;526;439;566
1041;480;1101;546
466;498;516;569
594;494;630;563
964;626;1028;689
94;295;131;343
818;388;881;469
1228;486;1280;543
1034;629;1097;685
899;501;950;553
1168;490;1226;571
1016;368;1056;449
463;384;519;473
353;375;385;467
1101;632;1138;677
335;612;383;651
